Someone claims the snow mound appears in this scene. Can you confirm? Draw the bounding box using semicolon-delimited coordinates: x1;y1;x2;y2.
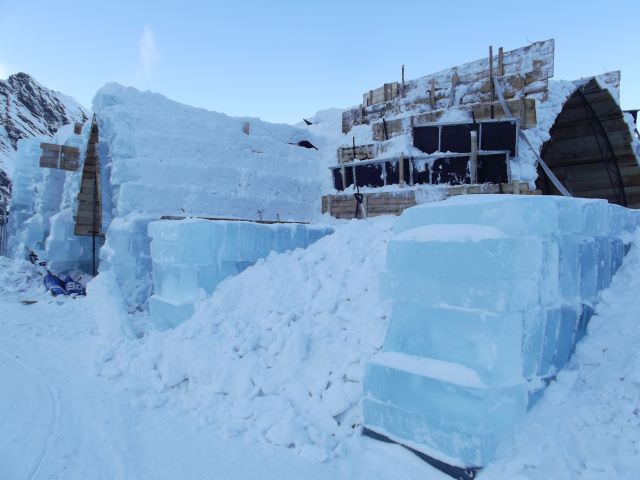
100;217;394;461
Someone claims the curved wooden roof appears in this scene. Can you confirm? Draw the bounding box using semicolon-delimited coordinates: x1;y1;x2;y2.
538;79;640;208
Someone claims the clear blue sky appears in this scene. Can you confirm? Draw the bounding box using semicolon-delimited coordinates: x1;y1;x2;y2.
0;0;638;124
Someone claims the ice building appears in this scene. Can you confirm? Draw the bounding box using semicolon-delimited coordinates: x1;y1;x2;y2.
9;83;330;315
322;39;640;218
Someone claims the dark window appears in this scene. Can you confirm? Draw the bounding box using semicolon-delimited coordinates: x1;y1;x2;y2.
332;168;344;191
431;156;470;185
385;161;399;185
355;163;384;188
413;126;439;154
480;121;517;156
441;124;473;153
477;153;509;184
344;166;354;189
412;160;431;185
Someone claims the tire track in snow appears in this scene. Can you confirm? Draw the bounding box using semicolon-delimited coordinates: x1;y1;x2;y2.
0;347;60;480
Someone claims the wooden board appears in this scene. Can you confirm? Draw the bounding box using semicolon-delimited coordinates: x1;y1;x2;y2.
321;182;538;219
74;119;103;237
369;98;536;142
342;39;554;133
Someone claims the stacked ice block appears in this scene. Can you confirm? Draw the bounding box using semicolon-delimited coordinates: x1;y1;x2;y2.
362;195;639;468
147;219;333;330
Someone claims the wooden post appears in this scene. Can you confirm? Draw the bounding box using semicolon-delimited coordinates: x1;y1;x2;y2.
399;153;405;187
469;130;478;184
498;47;504;76
489;45;494;119
92;173;97;276
401;64;405;96
429;79;436;110
449;69;459;108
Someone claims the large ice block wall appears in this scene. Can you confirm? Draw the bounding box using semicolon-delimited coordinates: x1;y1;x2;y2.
8;123;97;272
147;219;333;330
362;195;639;469
93;84;325;307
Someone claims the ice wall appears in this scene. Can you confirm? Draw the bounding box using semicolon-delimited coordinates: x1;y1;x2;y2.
362;195;639;469
147;219;333;330
8;123;96;271
93;84;325;307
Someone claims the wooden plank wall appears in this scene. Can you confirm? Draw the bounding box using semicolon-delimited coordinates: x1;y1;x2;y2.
370;98;537;142
74;119;104;237
39;143;81;171
363;82;400;107
322;182;539;219
337;144;375;163
342;39;554;133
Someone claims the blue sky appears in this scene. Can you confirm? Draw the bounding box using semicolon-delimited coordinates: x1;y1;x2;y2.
0;0;638;124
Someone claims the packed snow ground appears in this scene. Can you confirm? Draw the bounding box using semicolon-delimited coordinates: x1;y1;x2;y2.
2;220;640;478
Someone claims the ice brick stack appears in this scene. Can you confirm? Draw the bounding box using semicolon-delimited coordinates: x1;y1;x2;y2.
362;195;639;468
8;124;93;270
147;219;333;330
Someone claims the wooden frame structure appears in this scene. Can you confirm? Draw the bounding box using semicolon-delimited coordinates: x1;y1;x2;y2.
74;116;103;275
539;77;640;208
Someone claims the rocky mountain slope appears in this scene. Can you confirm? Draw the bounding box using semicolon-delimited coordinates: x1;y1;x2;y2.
0;72;89;179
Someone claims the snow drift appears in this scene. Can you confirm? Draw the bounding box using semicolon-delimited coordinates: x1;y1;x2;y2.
100;218;394;462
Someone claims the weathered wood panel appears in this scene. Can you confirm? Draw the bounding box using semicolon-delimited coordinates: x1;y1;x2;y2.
369;98;536;141
338;144;375;163
363;82;400;106
74;118;103;237
321;182;538;219
343;39;554;133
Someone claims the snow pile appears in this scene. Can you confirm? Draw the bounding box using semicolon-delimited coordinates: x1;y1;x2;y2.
99;217;393;462
483;229;640;479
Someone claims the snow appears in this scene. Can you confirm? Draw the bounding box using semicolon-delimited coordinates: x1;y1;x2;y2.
1;197;640;477
371;351;485;388
393;224;506;242
99;217;397;463
0;258;444;480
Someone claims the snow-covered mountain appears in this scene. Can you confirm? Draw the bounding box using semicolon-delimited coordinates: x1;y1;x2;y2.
0;72;89;178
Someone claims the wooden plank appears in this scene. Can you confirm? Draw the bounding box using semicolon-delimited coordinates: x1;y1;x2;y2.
343;40;553;133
